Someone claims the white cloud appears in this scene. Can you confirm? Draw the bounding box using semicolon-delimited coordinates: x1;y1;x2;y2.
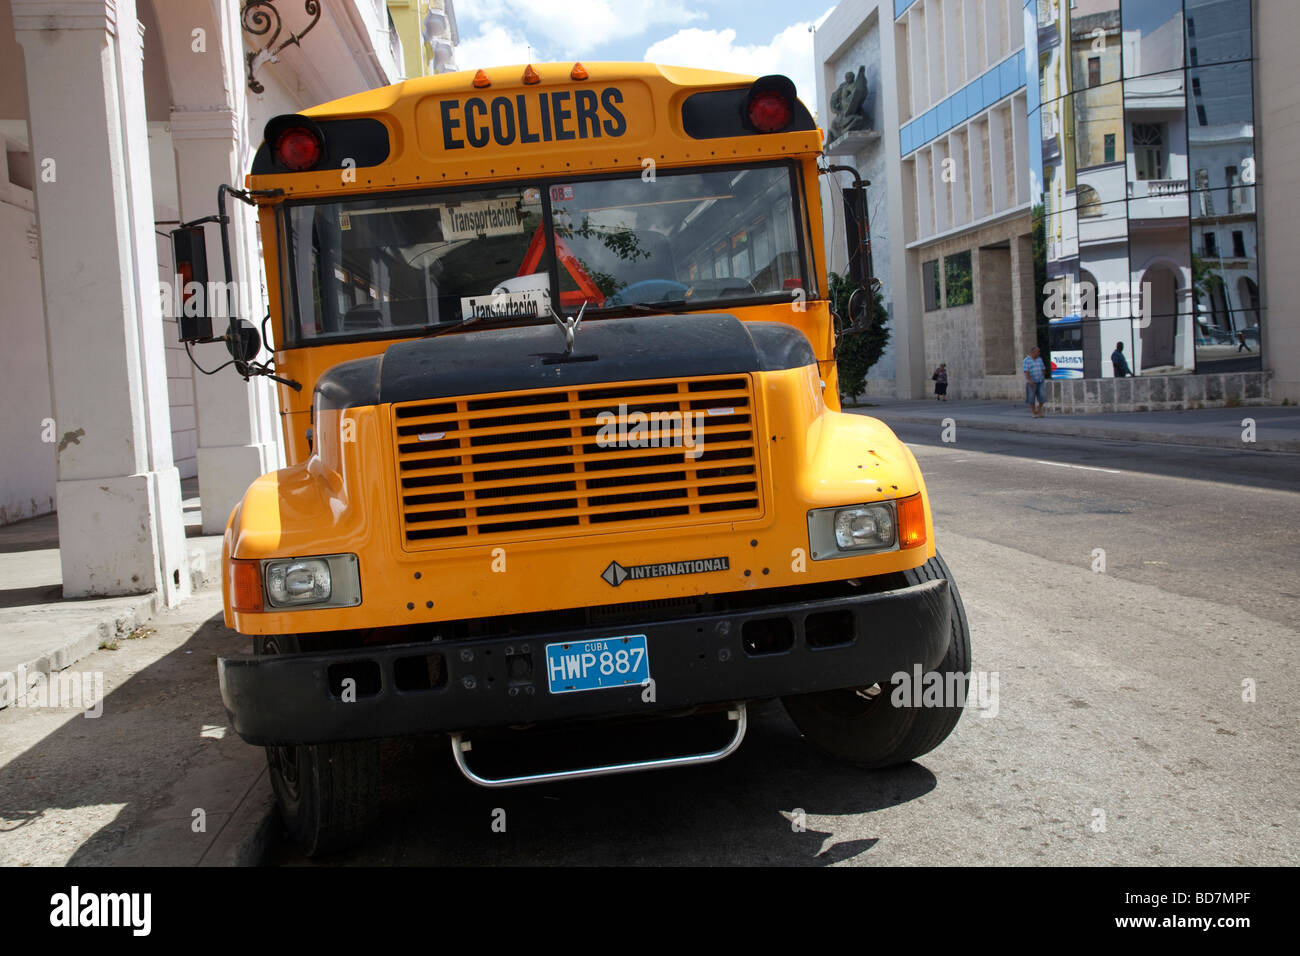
643;11;835;117
459;0;705;57
454;23;535;69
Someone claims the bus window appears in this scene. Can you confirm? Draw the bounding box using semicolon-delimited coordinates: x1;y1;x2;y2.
280;163;810;344
551;163;808;310
284;183;551;343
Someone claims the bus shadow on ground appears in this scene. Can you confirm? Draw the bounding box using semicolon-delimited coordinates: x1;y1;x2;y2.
271;699;939;867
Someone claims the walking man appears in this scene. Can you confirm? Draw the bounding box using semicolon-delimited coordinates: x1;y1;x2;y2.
1023;346;1047;418
1111;341;1132;378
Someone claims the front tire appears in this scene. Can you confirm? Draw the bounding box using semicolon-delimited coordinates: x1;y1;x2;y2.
782;553;972;768
256;636;380;858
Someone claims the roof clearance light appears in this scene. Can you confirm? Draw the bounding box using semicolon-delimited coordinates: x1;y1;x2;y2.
473;69;491;88
747;90;792;133
523;64;540;84
274;126;323;172
570;62;588;80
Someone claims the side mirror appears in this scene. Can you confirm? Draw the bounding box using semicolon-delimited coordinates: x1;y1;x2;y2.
842;183;868;287
226;319;261;363
170;225;212;342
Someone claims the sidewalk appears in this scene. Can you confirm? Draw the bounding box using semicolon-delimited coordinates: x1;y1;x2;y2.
848;398;1300;453
0;480;219;709
0;481;276;866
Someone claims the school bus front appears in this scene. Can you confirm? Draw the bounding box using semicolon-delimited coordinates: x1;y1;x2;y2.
207;62;970;855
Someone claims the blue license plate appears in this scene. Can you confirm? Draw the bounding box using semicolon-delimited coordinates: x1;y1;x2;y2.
544;635;650;694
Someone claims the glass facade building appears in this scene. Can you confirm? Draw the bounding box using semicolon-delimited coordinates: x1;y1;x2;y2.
1027;0;1260;379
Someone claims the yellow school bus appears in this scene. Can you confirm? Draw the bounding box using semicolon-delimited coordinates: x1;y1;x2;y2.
185;62;970;856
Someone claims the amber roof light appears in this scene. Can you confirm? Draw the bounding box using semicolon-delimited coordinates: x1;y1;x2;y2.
473;69;491;88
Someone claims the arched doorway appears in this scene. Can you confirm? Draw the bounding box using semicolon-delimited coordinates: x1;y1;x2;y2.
1140;265;1178;369
1237;277;1259;328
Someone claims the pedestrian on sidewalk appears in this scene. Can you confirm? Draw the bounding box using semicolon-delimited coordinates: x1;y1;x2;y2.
932;363;949;401
1237;331;1253;353
1111;342;1132;378
1023;346;1047;418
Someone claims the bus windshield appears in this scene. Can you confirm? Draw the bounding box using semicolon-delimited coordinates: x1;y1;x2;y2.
281;162;809;344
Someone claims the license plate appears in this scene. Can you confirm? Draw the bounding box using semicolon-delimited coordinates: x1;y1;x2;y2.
544;635;650;694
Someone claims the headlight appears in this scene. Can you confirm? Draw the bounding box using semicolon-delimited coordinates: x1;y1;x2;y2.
834;505;895;550
807;502;898;560
266;559;330;606
262;554;361;609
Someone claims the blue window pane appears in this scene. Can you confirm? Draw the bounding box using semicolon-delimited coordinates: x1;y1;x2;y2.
937;98;952;134
1000;57;1019;97
951;88;966;123
923;109;937;141
983;70;999;104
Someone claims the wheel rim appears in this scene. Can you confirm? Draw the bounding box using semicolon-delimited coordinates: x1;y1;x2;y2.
818;681;888;718
268;744;302;802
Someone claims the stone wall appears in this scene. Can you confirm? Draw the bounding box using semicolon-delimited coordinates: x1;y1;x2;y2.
1047;371;1272;413
914;211;1033;400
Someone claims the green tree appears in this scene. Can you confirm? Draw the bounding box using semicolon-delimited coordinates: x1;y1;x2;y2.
829;271;890;406
1031;203;1050;360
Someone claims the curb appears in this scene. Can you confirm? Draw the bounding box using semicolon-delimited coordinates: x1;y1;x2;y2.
861;412;1300;454
201;767;279;867
0;593;159;710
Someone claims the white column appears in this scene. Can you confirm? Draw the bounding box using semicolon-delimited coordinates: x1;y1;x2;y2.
14;0;188;603
984;0;1001;65
988;104;1010;212
969;118;989;219
1010;92;1028;205
170;108;279;534
931;140;951;233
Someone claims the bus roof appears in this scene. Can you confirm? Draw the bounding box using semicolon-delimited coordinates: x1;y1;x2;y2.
248;62;822;196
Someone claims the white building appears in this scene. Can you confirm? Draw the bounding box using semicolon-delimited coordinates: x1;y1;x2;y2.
816;0;1037;400
0;0;419;600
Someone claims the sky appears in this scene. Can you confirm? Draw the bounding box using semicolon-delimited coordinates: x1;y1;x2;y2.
452;0;837;115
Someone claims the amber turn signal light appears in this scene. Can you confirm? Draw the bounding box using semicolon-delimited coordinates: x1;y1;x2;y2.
472;69;491;88
896;494;927;549
570;62;588;80
523;64;540;85
229;559;264;612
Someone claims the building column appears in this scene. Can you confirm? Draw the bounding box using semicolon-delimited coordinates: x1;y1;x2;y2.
170;108;280;534
14;0;188;603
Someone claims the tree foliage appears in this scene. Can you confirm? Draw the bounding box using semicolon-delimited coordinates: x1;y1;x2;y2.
829;271;890;405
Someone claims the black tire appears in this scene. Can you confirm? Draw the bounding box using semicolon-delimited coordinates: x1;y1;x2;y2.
256;635;380;858
782;552;972;768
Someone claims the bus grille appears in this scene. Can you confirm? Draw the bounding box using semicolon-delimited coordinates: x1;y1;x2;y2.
392;375;763;548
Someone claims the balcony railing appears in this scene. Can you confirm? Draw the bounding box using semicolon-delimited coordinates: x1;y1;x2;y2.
1129;179;1187;198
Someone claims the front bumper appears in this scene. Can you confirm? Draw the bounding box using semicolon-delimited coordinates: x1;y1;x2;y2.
218;577;951;745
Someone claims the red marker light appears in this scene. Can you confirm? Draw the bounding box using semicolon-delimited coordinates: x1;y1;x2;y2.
748;90;792;133
274;127;323;171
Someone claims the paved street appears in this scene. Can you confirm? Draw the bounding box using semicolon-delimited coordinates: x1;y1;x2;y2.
266;422;1300;866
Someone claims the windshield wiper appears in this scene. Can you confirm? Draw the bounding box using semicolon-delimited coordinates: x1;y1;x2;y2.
614;301;698;316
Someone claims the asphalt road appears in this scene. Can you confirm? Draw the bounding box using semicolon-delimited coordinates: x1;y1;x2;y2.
272;426;1300;866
